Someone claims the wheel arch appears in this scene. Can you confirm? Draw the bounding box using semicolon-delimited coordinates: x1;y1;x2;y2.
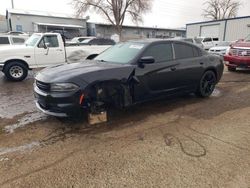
3;59;29;72
204;67;217;80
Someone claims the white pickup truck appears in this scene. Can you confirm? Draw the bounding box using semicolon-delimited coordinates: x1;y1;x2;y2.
0;33;111;81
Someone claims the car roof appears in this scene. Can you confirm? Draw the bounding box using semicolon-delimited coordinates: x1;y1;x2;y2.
128;39;195;45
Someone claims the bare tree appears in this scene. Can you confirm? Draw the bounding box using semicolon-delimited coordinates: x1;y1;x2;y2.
202;0;241;20
72;0;152;39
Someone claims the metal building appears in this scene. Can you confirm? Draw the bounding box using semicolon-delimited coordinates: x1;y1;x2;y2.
0;15;7;32
87;23;186;40
5;9;87;38
186;16;250;41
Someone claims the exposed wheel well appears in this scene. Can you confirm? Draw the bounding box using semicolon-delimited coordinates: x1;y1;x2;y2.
3;59;29;72
204;68;217;80
86;81;132;110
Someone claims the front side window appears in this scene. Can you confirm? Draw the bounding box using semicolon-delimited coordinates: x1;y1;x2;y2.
0;37;10;44
38;36;59;48
142;43;173;63
174;43;200;59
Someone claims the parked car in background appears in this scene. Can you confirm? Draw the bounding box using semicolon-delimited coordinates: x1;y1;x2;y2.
79;38;116;46
0;35;28;46
0;33;112;81
66;38;115;46
66;36;96;46
34;40;224;118
180;38;204;48
224;34;250;71
195;37;220;51
209;41;232;56
7;31;29;36
50;30;74;40
71;36;95;43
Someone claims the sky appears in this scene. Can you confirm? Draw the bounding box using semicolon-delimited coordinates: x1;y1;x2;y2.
1;0;250;28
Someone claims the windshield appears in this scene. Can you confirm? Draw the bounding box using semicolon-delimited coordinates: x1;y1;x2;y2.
25;34;41;47
245;34;250;42
94;42;145;64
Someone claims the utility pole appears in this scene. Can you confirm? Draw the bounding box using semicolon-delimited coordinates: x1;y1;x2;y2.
11;0;14;8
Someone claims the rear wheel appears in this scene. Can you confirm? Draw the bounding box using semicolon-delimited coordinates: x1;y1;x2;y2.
228;66;236;72
196;71;216;97
4;61;28;81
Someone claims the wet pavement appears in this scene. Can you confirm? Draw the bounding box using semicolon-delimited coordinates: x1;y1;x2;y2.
0;69;250;187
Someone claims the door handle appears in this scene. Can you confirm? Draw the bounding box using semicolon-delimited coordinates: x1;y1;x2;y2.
200;62;204;65
170;67;177;71
56;49;63;51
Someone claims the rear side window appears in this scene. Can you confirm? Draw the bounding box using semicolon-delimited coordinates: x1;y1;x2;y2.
12;37;25;44
143;43;173;63
174;43;200;59
0;37;10;44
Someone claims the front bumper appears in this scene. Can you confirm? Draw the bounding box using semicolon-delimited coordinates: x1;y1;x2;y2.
34;86;83;117
0;62;4;71
224;55;250;63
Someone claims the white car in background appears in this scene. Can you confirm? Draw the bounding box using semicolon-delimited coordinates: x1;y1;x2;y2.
180;38;204;49
209;41;232;56
66;36;96;46
194;37;220;50
0;35;28;46
0;33;112;81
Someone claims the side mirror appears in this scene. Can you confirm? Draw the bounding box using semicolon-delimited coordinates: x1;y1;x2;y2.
45;42;50;49
139;56;155;65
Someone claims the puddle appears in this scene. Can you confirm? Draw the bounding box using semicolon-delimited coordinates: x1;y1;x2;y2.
4;112;47;134
0;142;40;156
211;88;222;97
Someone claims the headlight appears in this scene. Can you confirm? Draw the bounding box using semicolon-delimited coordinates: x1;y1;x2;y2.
50;83;79;92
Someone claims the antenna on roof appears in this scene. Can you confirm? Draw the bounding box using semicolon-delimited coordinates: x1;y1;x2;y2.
11;0;14;8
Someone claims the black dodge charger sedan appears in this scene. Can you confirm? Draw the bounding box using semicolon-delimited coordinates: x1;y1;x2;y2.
34;40;224;117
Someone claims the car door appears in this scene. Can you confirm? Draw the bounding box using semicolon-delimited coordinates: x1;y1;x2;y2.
134;42;181;101
173;42;205;91
35;35;65;67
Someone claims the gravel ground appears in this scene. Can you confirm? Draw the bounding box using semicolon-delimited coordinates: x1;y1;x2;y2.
0;68;250;188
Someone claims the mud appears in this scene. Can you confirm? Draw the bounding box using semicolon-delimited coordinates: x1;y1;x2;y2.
0;68;250;187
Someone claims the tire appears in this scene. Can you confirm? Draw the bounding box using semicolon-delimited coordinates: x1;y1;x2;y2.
196;71;216;98
228;67;236;72
4;61;28;81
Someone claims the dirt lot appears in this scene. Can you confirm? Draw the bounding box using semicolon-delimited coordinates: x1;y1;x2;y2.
0;69;250;188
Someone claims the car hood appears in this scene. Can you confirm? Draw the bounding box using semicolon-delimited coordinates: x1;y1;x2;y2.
0;44;27;51
0;45;34;57
210;46;229;50
36;60;135;85
232;42;250;49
